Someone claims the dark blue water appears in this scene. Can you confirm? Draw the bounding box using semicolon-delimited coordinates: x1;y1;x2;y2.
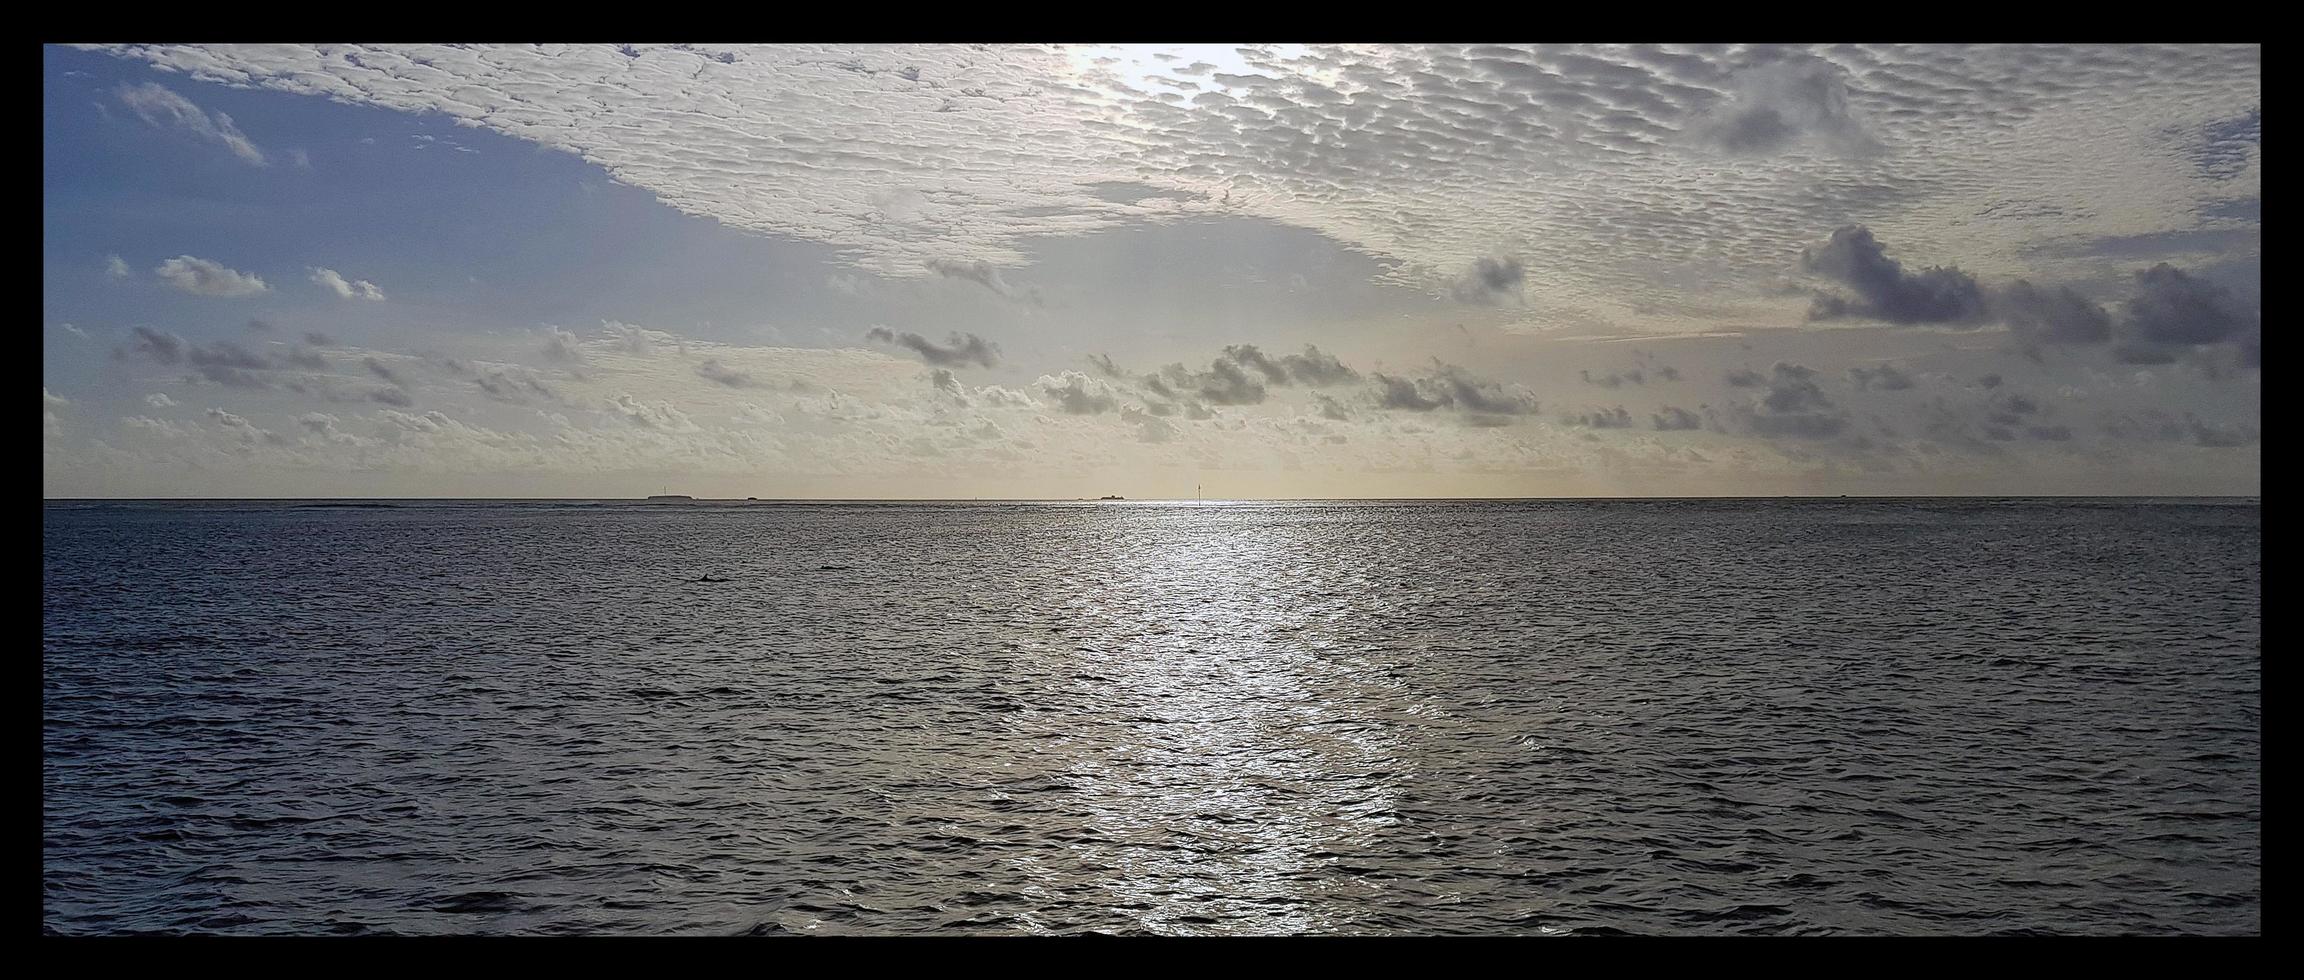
42;498;2261;935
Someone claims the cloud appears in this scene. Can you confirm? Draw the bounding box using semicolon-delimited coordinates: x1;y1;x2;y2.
1372;374;1446;412
185;339;280;388
115;82;267;166
1652;406;1703;430
605;392;696;430
86;43;2260;335
124;327;186;364
1277;345;1360;386
362;356;407;386
541;326;588;363
2121;263;2253;349
1732;362;1847;440
44;388;69;436
1433;364;1538;416
154;255;271;297
206;407;285;445
1993;280;2112;345
1569;406;1635;428
1802;226;1987;325
144;393;176;408
1178;357;1267;406
1369;363;1535;419
1849;363;1916;391
605;321;675;357
1037;371;1120;415
924;258;1040;304
1449;256;1526;305
309;267;386;301
1581;369;1651;388
866;327;1000;368
695;358;757;387
1692;58;1879;157
105;255;131;279
473;366;556;405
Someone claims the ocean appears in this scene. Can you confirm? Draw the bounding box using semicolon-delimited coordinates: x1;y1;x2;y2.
41;498;2261;935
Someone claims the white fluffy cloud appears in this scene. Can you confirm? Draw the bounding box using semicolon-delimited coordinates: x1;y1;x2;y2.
309;266;386;301
154;255;270;297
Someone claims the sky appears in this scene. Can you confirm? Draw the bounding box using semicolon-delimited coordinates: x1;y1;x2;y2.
41;43;2261;498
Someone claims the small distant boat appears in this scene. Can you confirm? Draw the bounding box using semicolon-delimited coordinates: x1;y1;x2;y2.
693;575;731;583
1098;495;1125;500
645;494;694;502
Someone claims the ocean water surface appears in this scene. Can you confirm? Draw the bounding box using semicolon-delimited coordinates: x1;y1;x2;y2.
42;498;2261;935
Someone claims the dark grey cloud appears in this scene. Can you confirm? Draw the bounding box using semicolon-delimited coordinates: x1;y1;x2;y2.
1085;353;1125;378
1994;280;2112;345
1315;394;1352;421
1436;366;1538;416
867;327;1000;368
2122;263;2252;348
368;386;414;407
1803;225;1989;325
1141;343;1360;408
1725;368;1766;388
1370;363;1536;419
1449;256;1525;305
